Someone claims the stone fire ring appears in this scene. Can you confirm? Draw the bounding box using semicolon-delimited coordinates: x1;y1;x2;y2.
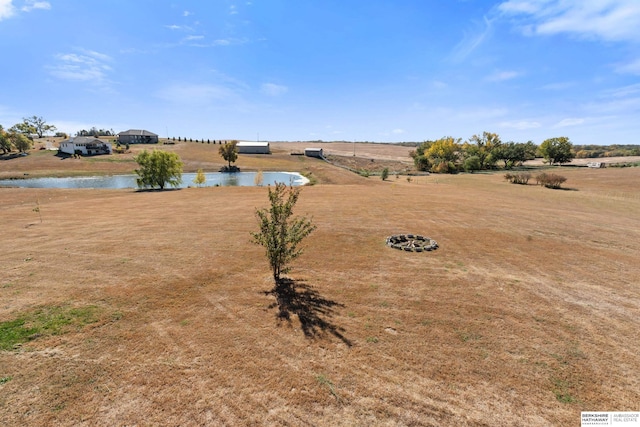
386;234;439;252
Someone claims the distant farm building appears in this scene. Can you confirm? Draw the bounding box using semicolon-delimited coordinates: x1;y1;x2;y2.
59;137;112;156
304;148;324;158
117;129;159;144
586;162;605;168
237;141;270;154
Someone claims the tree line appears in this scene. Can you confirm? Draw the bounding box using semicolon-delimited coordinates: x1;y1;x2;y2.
410;132;575;173
0;116;57;154
76;127;115;137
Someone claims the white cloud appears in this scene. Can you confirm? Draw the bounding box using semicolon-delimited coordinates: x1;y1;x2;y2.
183;10;192;17
499;120;542;130
554;118;585;127
486;70;522;82
541;81;576;90
1;0;50;20
184;35;204;41
48;49;113;86
449;16;494;62
165;24;194;32
603;83;640;98
392;129;405;134
0;0;15;20
260;83;288;96
615;58;640;75
498;0;640;43
585;84;640;115
21;0;50;12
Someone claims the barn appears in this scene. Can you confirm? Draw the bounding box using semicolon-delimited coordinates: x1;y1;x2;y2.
237;141;270;154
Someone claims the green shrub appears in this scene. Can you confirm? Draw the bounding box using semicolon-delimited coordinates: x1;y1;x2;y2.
381;167;389;181
464;156;482;173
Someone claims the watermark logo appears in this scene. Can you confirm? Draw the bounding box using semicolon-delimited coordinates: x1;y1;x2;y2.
582;412;640;426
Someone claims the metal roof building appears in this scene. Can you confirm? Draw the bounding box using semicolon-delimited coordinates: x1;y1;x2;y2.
237;141;270;154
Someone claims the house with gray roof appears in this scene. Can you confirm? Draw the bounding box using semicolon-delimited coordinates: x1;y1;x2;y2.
117;129;159;144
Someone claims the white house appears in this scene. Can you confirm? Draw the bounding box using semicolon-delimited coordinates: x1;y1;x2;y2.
237;141;270;154
59;137;112;156
304;148;324;158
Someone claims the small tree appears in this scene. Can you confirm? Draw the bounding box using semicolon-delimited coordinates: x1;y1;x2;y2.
465;131;501;170
219;140;238;169
134;149;183;190
251;182;316;283
0;126;11;154
193;168;206;187
463;155;482;172
23;116;56;138
9;132;32;153
540;137;574;165
380;167;389;181
9;122;36;137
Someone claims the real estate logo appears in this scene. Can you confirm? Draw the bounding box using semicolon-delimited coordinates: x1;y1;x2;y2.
581;412;640;426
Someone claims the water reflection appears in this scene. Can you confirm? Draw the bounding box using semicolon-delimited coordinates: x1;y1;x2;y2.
0;172;308;189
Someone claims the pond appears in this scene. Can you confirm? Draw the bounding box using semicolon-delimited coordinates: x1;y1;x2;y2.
0;172;309;189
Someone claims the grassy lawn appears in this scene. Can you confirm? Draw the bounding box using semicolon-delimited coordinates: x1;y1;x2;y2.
0;143;639;426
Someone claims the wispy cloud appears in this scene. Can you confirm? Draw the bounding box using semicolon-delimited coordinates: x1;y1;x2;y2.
449;16;493;62
165;24;194;32
0;0;50;20
498;0;640;43
183;10;192;17
392;128;405;134
47;49;114;87
260;83;288;97
499;120;542;130
554;117;585;128
604;83;640;98
21;0;49;12
615;58;640;75
582;84;640;115
541;81;576;90
486;70;522;82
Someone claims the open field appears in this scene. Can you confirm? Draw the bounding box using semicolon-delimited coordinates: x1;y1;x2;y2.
1;142;640;425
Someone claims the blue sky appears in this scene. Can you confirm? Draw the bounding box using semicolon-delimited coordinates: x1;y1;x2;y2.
1;0;639;144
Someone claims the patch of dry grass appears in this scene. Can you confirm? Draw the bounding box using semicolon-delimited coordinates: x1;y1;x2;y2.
0;146;639;426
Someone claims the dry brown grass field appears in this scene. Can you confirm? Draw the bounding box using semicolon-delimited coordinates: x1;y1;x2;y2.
1;142;639;426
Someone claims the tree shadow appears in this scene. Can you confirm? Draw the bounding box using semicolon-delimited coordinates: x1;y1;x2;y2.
264;278;352;347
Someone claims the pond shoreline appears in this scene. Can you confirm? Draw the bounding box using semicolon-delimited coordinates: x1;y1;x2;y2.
0;171;309;189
